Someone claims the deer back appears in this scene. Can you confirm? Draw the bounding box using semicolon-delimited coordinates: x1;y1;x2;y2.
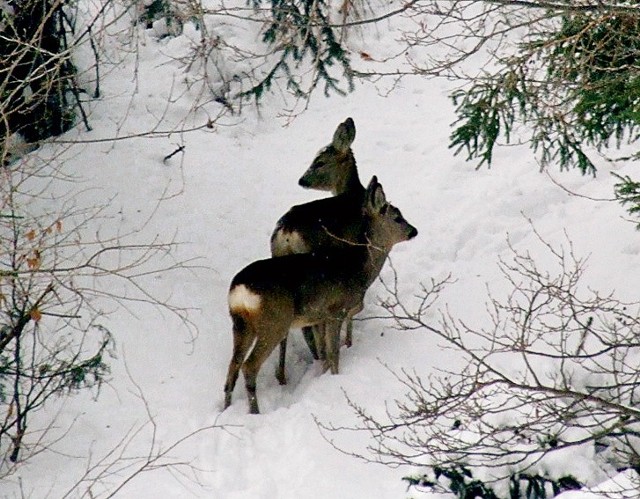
270;190;366;256
231;249;369;328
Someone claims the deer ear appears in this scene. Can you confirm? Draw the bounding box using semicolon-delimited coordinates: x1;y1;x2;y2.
364;176;386;213
332;117;356;152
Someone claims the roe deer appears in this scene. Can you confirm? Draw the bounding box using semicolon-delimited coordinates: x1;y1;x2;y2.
224;177;417;414
270;117;366;377
271;117;363;257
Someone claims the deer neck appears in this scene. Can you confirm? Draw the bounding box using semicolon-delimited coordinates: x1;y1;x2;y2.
332;153;362;196
362;238;391;289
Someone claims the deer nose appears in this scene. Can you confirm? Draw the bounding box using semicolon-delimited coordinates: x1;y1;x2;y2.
408;227;418;239
298;176;311;188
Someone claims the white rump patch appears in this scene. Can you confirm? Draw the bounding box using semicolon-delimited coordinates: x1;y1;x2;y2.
228;284;262;313
271;229;309;256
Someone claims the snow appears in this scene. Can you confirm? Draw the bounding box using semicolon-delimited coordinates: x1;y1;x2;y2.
4;6;640;499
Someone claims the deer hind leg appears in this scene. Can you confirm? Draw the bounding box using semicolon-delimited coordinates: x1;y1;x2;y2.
224;314;255;410
276;325;320;387
242;323;289;414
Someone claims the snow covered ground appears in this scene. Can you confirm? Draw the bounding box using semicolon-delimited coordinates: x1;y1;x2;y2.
4;6;640;498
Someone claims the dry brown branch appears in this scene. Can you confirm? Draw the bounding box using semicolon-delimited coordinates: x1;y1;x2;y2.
57;356;234;498
318;231;640;494
0;138;202;473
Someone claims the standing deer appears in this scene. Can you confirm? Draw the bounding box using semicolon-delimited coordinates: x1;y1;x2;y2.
271;117;366;380
224;176;417;414
271;118;362;259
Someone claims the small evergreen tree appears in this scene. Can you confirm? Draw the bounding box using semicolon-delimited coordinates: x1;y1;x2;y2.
443;4;640;225
242;0;354;101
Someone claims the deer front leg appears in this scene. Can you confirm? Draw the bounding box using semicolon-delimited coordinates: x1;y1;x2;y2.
324;317;344;375
276;337;288;386
243;324;288;414
345;302;363;348
312;323;326;361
